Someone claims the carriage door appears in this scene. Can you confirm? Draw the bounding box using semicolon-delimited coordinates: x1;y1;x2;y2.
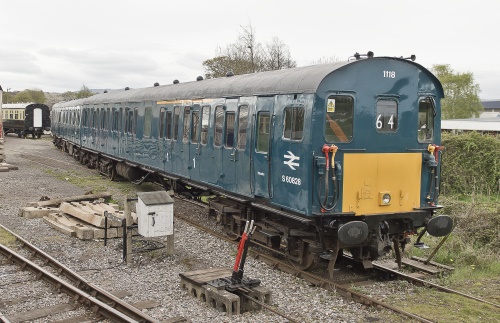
33;108;42;128
172;106;189;176
219;99;238;192
252;97;274;198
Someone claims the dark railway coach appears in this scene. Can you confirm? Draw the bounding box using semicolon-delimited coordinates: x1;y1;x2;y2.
52;54;453;277
2;103;51;138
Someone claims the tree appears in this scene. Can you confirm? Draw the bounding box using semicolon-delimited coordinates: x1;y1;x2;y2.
202;24;296;78
263;37;296;70
8;89;46;104
432;64;483;119
61;85;95;101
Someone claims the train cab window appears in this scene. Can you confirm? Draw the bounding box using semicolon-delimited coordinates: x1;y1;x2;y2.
144;107;152;138
214;106;224;147
173;106;180;140
283;106;304;141
225;112;235;148
201;106;210;145
324;96;353;142
256;112;270;153
159;108;166;139
237;105;249;150
182;107;190;143
418;98;435;142
166;111;173;139
376;100;398;133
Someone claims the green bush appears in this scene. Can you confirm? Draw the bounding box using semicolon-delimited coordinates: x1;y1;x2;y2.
440;132;500;196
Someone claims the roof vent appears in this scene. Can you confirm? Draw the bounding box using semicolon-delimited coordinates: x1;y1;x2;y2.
125;87;130;91
104;90;108;93
226;71;234;77
173;79;179;84
154;82;160;87
367;51;374;58
196;76;204;81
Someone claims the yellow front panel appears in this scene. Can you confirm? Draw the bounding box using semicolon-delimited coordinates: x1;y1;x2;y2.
342;153;422;214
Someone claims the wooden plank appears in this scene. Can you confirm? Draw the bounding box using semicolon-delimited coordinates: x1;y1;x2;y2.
43;216;76;237
131;300;161;310
411;256;455;271
35;192;112;207
180;267;232;285
401;258;442;275
52;314;101;323
8;303;74;322
19;206;59;219
60;202;106;228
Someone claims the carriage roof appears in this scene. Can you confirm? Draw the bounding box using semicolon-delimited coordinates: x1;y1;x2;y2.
54;57;442;108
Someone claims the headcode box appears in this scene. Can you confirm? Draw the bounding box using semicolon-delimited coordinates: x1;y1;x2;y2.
137;191;174;237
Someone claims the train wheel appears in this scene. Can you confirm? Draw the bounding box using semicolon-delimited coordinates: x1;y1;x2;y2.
37;133;41;139
297;242;319;271
32;133;35;139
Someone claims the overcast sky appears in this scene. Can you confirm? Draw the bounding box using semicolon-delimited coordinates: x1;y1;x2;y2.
0;0;497;99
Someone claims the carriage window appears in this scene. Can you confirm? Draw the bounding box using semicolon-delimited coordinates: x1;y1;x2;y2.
191;111;200;143
214;106;224;147
144;107;152;138
166;111;173;139
133;108;138;135
376;100;398;133
159;108;165;139
201;106;210;145
92;110;97;128
324;96;353;142
256;112;270;153
182;107;190;143
173;106;180;140
225;112;235;148
283;106;304;140
237;105;248;150
418;98;435;142
113;109;119;131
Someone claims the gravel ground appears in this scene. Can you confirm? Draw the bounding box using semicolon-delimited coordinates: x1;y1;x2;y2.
0;135;395;322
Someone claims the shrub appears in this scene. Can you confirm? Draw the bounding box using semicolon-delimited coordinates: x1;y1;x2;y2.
440;132;500;196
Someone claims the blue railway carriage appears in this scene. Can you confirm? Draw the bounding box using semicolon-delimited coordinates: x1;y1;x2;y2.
52;54;452;277
2;103;51;138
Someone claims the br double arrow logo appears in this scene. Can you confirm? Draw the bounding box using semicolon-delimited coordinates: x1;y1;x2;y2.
284;151;300;170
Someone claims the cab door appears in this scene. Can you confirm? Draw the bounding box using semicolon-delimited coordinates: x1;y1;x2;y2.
252;97;274;198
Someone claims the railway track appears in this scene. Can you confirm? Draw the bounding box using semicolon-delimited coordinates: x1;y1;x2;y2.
175;195;500;323
0;224;170;323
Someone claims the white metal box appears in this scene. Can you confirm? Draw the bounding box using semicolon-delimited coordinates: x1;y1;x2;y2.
137;191;174;237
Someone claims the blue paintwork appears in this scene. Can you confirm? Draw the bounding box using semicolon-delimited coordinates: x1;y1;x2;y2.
52;57;443;218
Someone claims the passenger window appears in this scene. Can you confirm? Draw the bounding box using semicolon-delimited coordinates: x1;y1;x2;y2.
418;98;435;142
133;108;138;135
237;105;249;150
166;111;173;139
376;100;398;133
225;112;235;148
201;106;210;145
182;107;190;143
324;96;353;142
173;106;180;140
283;106;304;140
159;108;165;139
256;112;270;153
144;107;152;138
191;111;200;143
214;106;224;147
